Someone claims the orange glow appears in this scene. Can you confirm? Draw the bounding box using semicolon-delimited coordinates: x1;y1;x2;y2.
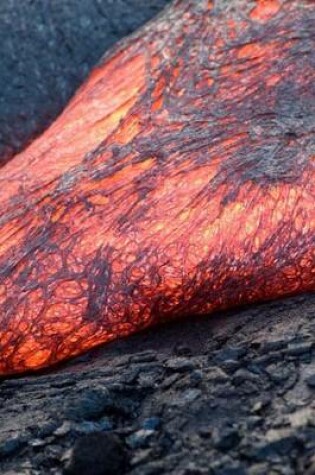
250;0;281;23
0;0;314;375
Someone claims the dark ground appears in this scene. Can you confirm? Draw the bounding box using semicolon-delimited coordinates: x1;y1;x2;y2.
0;294;314;475
0;0;170;164
0;1;314;474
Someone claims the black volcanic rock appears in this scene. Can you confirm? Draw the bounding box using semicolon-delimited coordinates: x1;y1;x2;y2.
65;432;129;475
306;374;315;389
0;294;314;474
0;0;170;164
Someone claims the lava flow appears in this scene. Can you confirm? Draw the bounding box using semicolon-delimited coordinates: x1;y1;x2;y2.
0;0;314;375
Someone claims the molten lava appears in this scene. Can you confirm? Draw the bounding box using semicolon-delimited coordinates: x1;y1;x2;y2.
0;0;314;375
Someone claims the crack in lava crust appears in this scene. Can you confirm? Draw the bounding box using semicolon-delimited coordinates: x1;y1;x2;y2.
0;0;314;375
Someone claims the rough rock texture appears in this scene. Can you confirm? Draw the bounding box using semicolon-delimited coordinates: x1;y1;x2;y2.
0;0;170;164
0;294;314;474
0;0;314;473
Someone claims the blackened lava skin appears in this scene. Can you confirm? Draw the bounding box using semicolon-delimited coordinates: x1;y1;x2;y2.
0;0;314;375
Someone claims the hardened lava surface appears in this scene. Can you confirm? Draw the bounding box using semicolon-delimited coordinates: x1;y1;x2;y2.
0;294;314;475
0;0;314;374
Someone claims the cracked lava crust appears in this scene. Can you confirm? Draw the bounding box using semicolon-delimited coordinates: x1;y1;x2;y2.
0;0;314;375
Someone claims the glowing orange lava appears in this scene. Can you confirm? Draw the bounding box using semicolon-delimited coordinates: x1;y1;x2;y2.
0;0;314;375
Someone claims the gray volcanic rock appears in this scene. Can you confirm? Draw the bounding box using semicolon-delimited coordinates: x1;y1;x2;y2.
0;294;314;474
0;0;170;164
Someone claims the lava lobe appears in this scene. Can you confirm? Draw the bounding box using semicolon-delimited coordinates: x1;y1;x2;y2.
0;0;314;375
